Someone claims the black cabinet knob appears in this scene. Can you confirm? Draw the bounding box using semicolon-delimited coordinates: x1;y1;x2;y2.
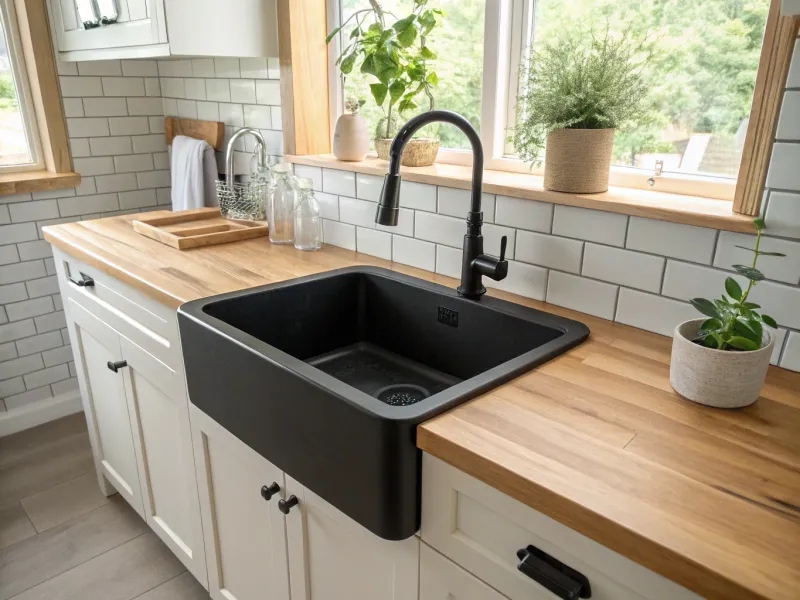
278;495;299;514
517;545;591;599
69;272;95;287
260;482;280;501
107;360;127;373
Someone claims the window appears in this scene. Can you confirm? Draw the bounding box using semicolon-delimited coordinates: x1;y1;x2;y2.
0;0;42;172
329;0;772;196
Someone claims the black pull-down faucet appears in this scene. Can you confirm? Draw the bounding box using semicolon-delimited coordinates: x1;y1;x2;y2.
375;110;508;299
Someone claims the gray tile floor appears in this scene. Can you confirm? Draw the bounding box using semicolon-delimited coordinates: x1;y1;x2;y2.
0;414;210;600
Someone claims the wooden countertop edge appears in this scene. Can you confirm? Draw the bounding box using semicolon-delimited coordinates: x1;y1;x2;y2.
416;425;767;600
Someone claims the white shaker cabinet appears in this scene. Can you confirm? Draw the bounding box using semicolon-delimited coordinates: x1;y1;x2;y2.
48;0;278;61
420;543;510;600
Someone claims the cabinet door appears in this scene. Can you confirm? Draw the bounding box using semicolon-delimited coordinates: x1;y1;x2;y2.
48;0;167;54
284;475;419;600
120;337;207;587
67;298;144;516
420;543;510;600
190;405;291;600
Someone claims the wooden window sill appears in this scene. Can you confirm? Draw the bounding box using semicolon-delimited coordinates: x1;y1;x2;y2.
287;154;756;233
0;171;81;196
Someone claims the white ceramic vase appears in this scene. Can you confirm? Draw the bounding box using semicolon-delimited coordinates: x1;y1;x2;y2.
332;114;369;162
670;319;773;408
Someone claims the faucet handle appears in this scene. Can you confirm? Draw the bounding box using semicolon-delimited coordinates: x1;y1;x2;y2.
499;236;508;262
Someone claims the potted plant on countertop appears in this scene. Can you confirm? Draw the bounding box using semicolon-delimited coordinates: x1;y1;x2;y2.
514;30;648;193
333;98;369;161
326;0;443;167
670;218;783;408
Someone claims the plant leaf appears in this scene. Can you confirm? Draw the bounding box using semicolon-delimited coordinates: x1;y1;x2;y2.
691;298;720;319
340;51;358;75
733;265;765;282
419;45;436;59
426;72;438;86
743;302;761;309
733;245;786;257
396;25;417;47
761;314;778;329
728;336;760;351
724;277;742;301
753;217;765;231
369;82;388;106
733;320;761;345
325;24;344;45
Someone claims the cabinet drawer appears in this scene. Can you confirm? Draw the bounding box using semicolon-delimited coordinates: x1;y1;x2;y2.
420;543;510;600
421;455;700;600
55;248;180;369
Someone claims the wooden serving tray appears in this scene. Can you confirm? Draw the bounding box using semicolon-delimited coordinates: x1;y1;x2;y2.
133;208;269;250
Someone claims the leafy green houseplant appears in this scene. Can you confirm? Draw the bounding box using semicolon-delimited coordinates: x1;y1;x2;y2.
514;31;648;193
327;0;443;166
670;218;783;409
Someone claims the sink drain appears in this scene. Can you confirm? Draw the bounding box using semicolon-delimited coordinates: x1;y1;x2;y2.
376;384;430;406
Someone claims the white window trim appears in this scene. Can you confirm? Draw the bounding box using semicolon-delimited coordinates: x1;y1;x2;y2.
327;0;737;202
0;0;45;174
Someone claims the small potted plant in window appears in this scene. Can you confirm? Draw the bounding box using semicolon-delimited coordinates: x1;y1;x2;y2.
514;31;648;193
670;218;783;408
333;98;369;161
327;0;443;167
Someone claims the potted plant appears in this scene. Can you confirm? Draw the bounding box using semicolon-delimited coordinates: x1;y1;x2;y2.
514;31;648;193
333;98;369;161
670;218;783;408
327;0;442;167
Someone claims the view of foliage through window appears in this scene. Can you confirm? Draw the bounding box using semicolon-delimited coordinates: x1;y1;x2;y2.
0;15;31;167
339;0;768;178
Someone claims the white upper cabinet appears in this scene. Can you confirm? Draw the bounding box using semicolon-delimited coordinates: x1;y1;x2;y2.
49;0;278;61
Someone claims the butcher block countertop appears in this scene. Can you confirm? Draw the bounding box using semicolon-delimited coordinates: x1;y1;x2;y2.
44;212;800;600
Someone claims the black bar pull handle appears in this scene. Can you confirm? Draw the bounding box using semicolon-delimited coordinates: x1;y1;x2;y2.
517;545;591;599
69;272;95;288
107;360;127;373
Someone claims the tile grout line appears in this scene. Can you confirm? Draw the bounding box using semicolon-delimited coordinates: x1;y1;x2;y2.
127;570;189;600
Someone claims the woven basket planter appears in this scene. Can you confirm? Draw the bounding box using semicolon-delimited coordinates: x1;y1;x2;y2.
544;128;615;194
670;319;773;409
375;138;439;167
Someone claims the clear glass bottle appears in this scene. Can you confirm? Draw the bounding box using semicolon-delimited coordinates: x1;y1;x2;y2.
269;163;296;244
293;177;322;251
250;158;275;222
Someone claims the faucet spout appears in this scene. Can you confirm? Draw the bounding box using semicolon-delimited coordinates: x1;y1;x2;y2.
375;110;506;299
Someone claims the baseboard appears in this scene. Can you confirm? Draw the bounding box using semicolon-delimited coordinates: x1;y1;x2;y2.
0;390;83;437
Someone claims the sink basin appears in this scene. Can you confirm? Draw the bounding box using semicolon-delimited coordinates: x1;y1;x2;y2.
178;266;588;540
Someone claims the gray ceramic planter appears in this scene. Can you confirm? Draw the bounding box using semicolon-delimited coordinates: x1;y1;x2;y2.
670;319;773;408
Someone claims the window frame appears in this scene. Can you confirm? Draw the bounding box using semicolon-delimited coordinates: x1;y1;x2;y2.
0;0;45;173
325;0;795;205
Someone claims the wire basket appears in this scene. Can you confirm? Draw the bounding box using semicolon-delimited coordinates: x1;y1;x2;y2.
216;179;268;221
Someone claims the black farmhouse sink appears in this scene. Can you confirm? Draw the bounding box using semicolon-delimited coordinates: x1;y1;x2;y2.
178;266;588;540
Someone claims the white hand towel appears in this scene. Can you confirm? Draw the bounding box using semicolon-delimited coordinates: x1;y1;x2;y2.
170;135;219;211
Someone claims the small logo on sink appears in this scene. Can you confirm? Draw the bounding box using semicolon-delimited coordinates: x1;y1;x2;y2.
438;306;459;328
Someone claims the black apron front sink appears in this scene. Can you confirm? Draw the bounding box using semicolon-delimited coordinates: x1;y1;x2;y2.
178;266;588;540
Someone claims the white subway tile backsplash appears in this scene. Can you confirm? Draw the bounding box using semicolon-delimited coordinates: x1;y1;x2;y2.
0;319;36;343
16;331;62;357
24;364;69;389
127;97;164;116
67;118;110;138
114;153;154;173
271;107;282;130
765;191;800;239
483;223;516;259
356;227;392;260
69;138;91;157
132;134;167;154
109;116;149;136
0;283;27;305
488;260;548;301
230;79;256;104
53;377;79;396
267;58;280;79
515;231;583;273
295;165;323;191
787;39;800;88
766;143;800;191
323;219;356;250
34;310;67;334
0;376;25;397
780;332;800;371
137;170;171;189
0;223;38;245
162;77;185;98
414;211;462;248
661;260;733;303
714;232;800;285
82;97;128;117
122;60;159;77
78;60;122;76
626;217;717;264
494;196;553;233
95;173;138;194
102;77;145;97
58;193;119;217
315;192;339;220
191;58;215;78
615;288;698;337
17;241;51;261
437;188;495;222
59;76;102;97
43;345;73;367
392;235;435;271
770;328;788;365
240;58;270;79
184;78;206;101
356;174;383;202
748;280;800;330
582;244;665;293
89;136;133;156
196;101;219;122
62;98;84;118
72;157;115;176
6;296;53;322
9;200;59;223
119;189;158;210
0;246;18;266
376;207;414;238
153;152;169;170
5;386;54;411
776;92;800;140
214;58;240;78
435;244;462;279
206;79;231;102
399;181;436;212
243;105;271;129
25;275;59;298
256;80;281;105
546;271;618;320
322;169;356;196
339;197;377;229
177;99;198;119
218;103;244;126
552;205;628;246
0;354;44;381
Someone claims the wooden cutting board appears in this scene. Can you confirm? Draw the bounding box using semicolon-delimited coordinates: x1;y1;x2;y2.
132;208;269;250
